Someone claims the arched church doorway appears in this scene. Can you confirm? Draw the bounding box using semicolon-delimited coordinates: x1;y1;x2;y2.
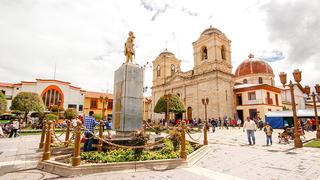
187;107;192;120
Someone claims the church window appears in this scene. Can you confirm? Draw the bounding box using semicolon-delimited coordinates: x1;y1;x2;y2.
177;93;180;97
243;79;248;84
41;85;63;107
157;65;161;77
221;46;226;60
201;47;208;60
171;64;175;76
258;77;263;84
225;90;227;101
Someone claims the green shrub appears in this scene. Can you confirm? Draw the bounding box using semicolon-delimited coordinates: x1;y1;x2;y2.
64;108;78;120
49;105;64;112
132;131;149;160
94;114;103;120
160;139;174;154
45;113;58;120
169;129;181;151
0;91;6;114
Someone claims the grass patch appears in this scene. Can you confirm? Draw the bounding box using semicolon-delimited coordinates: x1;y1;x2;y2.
304;139;320;148
20;132;42;136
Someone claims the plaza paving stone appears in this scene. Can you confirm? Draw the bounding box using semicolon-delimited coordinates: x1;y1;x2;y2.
0;128;319;180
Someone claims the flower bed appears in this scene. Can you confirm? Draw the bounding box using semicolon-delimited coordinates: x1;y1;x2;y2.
80;139;201;163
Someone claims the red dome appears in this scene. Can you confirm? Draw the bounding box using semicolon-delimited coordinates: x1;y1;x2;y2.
235;54;274;77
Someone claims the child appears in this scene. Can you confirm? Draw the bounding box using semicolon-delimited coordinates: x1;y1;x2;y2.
263;122;273;146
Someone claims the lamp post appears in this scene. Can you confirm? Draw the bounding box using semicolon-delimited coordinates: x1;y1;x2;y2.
202;98;209;145
57;99;62;120
100;96;108;120
279;70;303;148
143;86;148;122
304;84;320;139
164;94;171;125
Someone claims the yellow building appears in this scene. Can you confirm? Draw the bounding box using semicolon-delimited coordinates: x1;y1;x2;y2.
234;54;283;122
84;91;113;119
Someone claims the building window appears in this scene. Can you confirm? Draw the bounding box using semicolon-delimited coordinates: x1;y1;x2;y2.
171;64;175;76
275;94;279;106
271;78;274;86
236;94;243;105
249;109;257;120
157;65;161;77
16;88;20;90
201;47;208;60
107;100;113;110
90;99;98;109
68;104;77;109
248;92;256;100
41;85;63;107
258;77;263;84
78;105;83;111
226;90;227;101
243;79;248;84
221;46;226;60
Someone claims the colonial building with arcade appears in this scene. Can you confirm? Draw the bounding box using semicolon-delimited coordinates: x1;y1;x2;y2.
0;79;85;113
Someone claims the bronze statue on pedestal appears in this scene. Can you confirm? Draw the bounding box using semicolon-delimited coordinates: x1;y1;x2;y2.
124;31;135;63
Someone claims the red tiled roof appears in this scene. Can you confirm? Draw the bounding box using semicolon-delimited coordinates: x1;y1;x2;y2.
235;54;274;77
0;82;14;87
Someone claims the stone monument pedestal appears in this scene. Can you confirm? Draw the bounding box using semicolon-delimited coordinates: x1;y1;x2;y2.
112;63;143;138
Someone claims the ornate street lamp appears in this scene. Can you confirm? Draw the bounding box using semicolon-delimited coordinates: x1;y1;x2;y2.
305;84;320;139
164;94;171;125
100;96;108;120
279;70;303;148
202;98;209;145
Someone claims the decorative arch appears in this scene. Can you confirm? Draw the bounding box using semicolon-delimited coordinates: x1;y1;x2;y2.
156;65;161;77
41;85;64;107
221;45;226;60
201;46;208;60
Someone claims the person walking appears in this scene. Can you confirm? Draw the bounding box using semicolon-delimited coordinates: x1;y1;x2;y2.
263;122;273;146
105;118;112;139
83;111;99;152
258;118;264;130
237;118;242;129
218;117;222;129
0;124;4;138
243;117;257;145
224;117;229;130
231;118;236;129
9;119;19;138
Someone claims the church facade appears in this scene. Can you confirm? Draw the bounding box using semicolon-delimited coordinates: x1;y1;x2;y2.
151;27;235;120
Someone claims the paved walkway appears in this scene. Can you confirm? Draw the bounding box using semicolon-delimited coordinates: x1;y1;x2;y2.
0;129;319;180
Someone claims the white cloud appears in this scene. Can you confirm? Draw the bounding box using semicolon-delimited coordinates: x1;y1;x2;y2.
0;0;319;96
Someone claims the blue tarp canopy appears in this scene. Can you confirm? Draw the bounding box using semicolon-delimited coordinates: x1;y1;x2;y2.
266;117;284;129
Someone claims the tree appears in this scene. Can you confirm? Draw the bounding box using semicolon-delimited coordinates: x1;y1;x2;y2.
154;94;186;116
0;91;6;114
10;92;45;122
64;108;78;120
